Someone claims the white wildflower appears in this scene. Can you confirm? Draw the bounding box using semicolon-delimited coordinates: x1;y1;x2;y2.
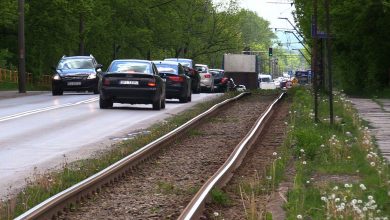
302;161;307;165
273;152;277;156
297;214;303;219
300;149;305;153
213;212;219;217
370;162;376;167
368;195;373;200
359;184;366;190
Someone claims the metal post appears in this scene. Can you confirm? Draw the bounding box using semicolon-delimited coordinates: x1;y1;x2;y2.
325;0;334;125
18;0;26;93
312;0;319;122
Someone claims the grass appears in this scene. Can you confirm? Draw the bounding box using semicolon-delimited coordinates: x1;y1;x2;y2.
0;91;242;220
283;87;390;219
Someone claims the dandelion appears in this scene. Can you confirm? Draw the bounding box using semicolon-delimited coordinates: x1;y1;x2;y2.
362;207;368;212
359;184;366;190
213;212;219;217
306;180;310;184
321;196;327;201
273;152;277;156
368;195;373;200
345;131;352;136
302;161;307;165
358;200;362;204
320;144;325;148
335;198;340;202
297;214;303;219
333;186;339;191
300;149;305;153
370;162;376;167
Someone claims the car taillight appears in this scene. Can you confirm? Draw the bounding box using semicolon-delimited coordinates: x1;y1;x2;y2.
168;76;184;82
147;79;156;87
103;78;110;86
221;77;228;84
204;74;211;78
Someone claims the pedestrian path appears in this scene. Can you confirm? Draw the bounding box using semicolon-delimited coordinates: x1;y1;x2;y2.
350;98;390;161
0;90;47;100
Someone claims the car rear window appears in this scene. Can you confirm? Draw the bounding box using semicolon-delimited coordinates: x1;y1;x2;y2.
156;64;178;75
195;66;207;73
109;61;152;74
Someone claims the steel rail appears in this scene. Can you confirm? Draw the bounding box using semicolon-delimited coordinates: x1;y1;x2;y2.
178;92;286;220
15;92;250;220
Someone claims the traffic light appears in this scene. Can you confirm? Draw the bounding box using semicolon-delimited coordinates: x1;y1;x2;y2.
268;47;273;57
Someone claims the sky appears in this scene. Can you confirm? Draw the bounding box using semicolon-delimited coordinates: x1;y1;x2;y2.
214;0;302;50
239;0;301;50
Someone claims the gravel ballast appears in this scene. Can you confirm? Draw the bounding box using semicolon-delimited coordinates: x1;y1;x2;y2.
61;93;280;219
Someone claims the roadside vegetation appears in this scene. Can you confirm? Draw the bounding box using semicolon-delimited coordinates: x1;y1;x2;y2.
282;87;390;219
0;91;244;219
224;87;390;219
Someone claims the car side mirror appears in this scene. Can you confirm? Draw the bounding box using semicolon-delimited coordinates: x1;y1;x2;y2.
96;64;103;69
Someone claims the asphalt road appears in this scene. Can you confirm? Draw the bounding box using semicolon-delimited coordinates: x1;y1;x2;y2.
0;91;221;198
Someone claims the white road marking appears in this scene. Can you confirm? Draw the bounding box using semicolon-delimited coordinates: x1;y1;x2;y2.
0;97;99;122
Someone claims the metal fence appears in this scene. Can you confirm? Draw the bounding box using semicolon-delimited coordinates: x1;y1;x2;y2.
0;68;51;86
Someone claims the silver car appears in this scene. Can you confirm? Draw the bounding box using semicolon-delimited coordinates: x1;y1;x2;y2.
195;64;214;92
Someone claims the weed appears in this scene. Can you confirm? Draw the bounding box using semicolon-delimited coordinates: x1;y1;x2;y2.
211;188;230;206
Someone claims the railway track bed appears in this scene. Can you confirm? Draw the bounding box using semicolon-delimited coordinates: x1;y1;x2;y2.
16;92;289;219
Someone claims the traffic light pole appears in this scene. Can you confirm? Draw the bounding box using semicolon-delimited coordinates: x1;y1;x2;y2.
18;0;26;93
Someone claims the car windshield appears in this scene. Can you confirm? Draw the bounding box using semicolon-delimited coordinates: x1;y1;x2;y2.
57;59;94;70
108;61;152;74
195;66;207;73
156;64;178;75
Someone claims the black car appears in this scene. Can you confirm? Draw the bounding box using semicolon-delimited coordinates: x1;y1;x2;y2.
52;55;103;95
99;59;166;110
153;61;192;103
164;58;201;93
209;69;229;92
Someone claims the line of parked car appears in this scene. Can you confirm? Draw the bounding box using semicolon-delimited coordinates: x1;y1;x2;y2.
51;55;231;110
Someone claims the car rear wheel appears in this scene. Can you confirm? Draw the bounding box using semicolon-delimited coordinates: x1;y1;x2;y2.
93;87;99;94
99;97;113;109
161;97;166;109
187;89;192;102
193;81;201;94
153;97;162;110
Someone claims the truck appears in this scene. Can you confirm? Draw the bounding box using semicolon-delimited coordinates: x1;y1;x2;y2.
222;54;259;90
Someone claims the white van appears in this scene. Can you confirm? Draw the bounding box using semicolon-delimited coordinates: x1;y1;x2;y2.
258;74;276;90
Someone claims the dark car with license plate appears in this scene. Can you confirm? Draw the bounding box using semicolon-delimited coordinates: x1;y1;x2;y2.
52;55;103;95
153;61;192;103
99;59;166;110
209;69;228;92
164;58;201;93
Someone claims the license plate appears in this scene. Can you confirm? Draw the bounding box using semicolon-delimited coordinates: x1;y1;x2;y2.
120;80;139;85
67;82;81;86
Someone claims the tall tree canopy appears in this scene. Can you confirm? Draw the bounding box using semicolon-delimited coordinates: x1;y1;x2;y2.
0;0;275;76
294;0;390;95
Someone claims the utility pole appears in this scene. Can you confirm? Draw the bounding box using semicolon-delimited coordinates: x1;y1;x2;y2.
325;0;334;124
312;0;319;122
18;0;26;93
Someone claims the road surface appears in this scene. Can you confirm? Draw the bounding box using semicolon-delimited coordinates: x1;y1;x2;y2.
0;92;221;198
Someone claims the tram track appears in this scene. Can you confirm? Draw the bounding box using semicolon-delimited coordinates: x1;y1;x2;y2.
15;91;286;220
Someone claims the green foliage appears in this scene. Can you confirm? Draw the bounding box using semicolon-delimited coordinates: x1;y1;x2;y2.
285;87;390;219
211;188;230;206
0;0;275;77
294;0;390;96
